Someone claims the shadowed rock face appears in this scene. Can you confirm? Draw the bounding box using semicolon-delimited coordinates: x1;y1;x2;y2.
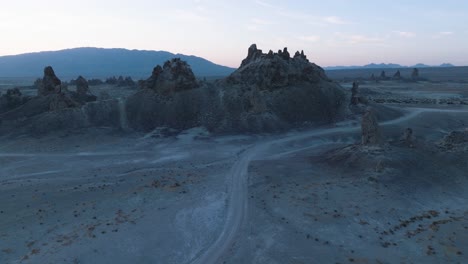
144;58;199;95
39;66;62;96
228;44;329;90
361;108;381;145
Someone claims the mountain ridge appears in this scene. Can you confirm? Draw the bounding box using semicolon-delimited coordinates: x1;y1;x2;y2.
0;47;235;79
325;62;455;70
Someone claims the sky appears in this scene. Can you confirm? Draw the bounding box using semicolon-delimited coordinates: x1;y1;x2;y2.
1;0;468;68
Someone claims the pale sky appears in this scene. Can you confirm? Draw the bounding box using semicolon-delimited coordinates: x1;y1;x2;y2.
1;0;467;67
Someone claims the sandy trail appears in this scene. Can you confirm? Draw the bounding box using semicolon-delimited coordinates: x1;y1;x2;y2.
190;106;468;264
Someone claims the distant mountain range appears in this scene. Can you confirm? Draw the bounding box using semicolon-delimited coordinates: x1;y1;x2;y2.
0;47;236;79
325;63;455;70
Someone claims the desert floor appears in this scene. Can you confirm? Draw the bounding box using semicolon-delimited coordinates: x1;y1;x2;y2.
1;80;468;264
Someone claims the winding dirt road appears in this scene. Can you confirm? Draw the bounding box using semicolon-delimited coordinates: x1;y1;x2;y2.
190;106;468;264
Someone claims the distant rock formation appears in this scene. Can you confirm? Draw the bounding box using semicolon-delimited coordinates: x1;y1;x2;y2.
380;71;387;79
39;66;62;96
76;76;90;95
228;44;329;90
361;108;381;145
144;58;199;94
393;70;401;80
73;76;97;103
0;88;30;114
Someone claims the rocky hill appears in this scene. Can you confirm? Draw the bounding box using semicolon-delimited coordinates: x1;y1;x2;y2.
127;44;346;133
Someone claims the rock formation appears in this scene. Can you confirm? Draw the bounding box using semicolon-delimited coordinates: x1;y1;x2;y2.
76;76;90;95
127;44;346;133
380;71;387;79
144;58;199;94
72;76;97;103
361;108;381;145
39;66;62;96
240;44;264;67
0;88;30;114
438;130;468;151
228;44;329;90
393;70;401;80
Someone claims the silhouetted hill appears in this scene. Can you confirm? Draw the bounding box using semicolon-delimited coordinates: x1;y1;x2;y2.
0;48;235;79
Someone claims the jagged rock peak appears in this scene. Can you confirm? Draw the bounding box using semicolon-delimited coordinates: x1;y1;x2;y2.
229;44;327;90
240;44;308;68
39;66;62;96
145;58;198;94
240;44;264;67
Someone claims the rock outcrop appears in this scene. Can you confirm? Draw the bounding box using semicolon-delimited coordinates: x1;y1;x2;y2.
73;76;97;103
39;66;62;96
127;45;346;133
144;58;199;94
438;130;468;151
350;81;361;105
228;44;328;90
0;88;30;114
361;108;381;145
76;76;90;95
